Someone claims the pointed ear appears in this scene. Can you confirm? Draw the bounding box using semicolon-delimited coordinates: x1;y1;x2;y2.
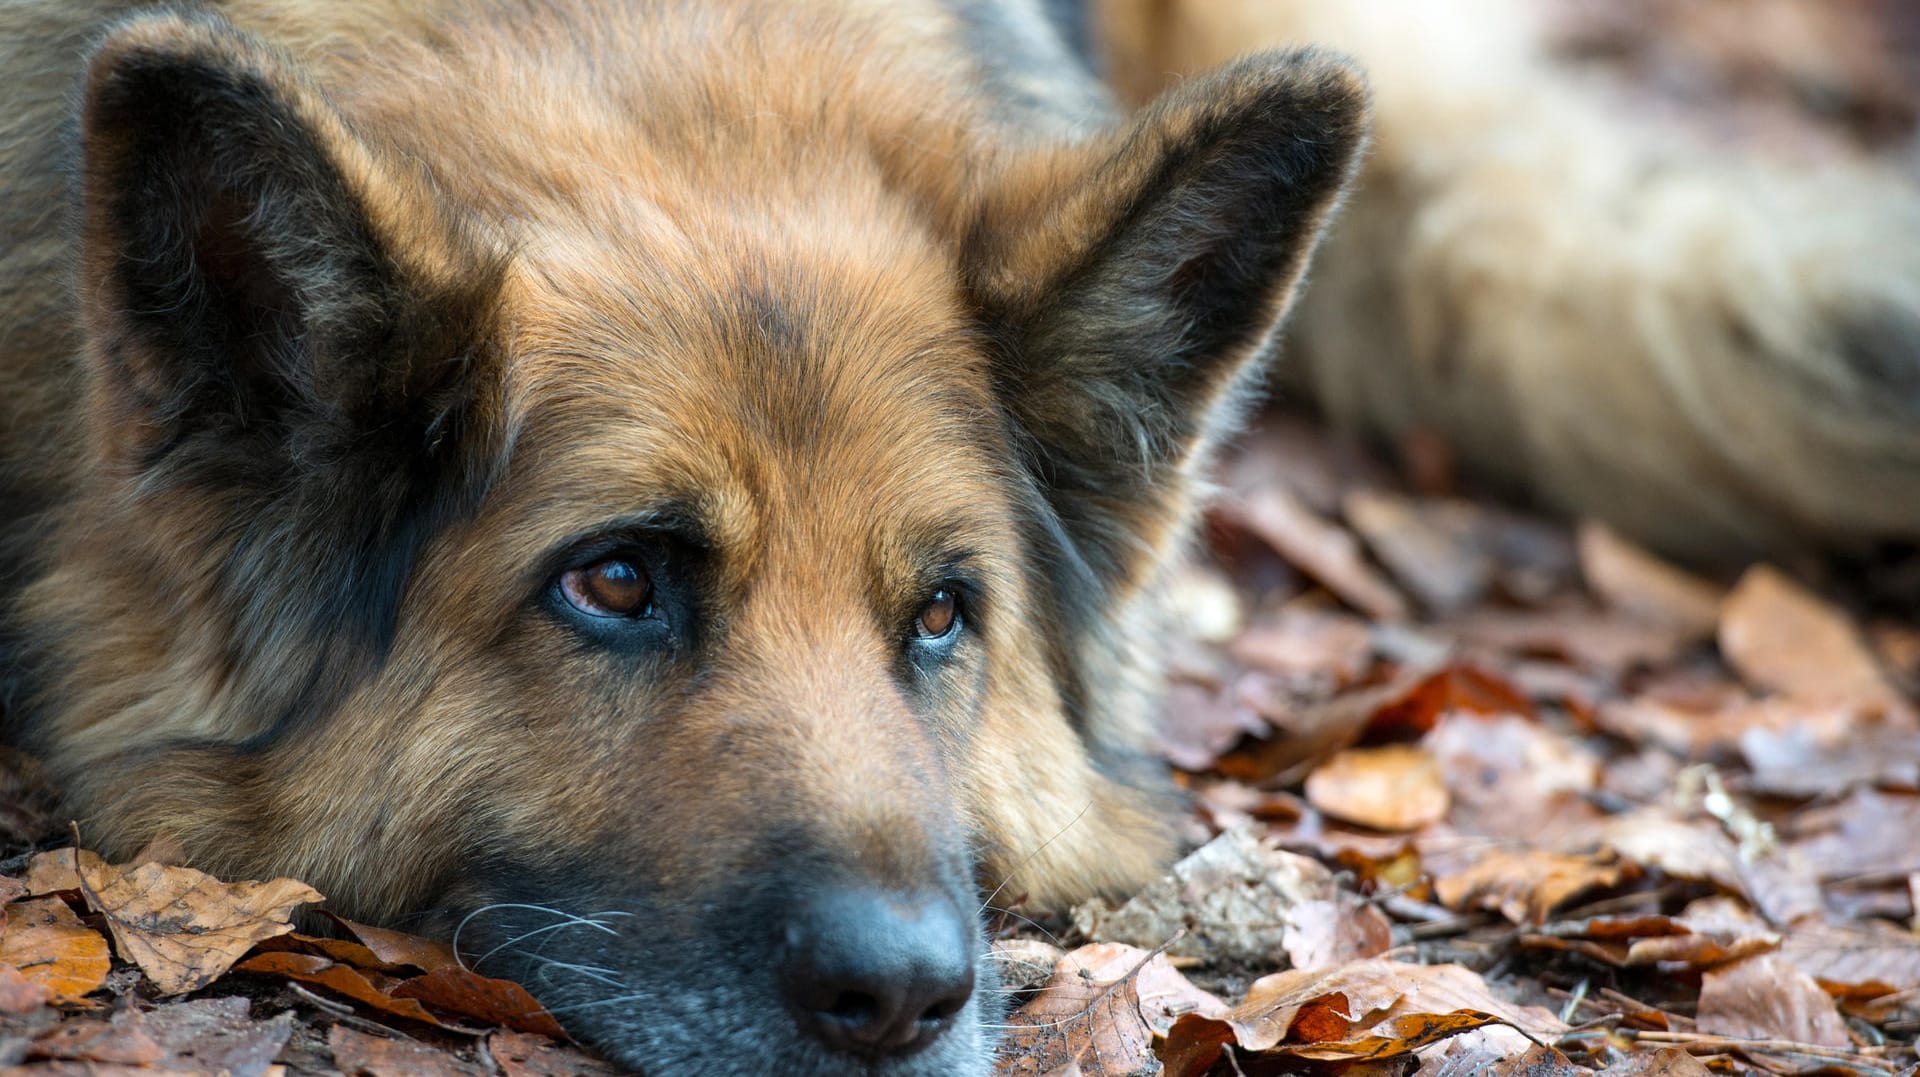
74;13;506;667
78;12;501;477
971;50;1366;590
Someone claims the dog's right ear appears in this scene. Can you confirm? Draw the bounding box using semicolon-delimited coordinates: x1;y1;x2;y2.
77;13;501;478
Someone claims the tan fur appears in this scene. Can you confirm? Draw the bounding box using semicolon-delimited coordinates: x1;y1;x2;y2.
1098;0;1920;561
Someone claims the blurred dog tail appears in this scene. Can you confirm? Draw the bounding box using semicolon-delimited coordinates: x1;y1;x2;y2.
1094;0;1920;562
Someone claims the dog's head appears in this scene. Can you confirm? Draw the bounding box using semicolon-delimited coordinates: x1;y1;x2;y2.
27;11;1363;1073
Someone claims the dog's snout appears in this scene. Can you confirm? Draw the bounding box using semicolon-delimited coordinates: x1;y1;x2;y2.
781;888;976;1057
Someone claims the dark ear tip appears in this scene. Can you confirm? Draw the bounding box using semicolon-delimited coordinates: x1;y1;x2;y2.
83;11;261;119
1231;47;1371;136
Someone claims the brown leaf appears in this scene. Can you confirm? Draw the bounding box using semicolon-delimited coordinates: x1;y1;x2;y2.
23;848;111;898
1429;847;1630;924
1577;521;1723;634
1777;919;1920;997
0;961;51;1013
0;896;111;1001
1344;491;1495;614
1227;606;1375;684
141;996;294;1077
1154;681;1268;772
1445;603;1693;676
330;914;461;972
996;943;1159;1077
329;1025;487;1077
1787;788;1920;881
1696;954;1850;1046
393;964;570;1039
1226;483;1411;621
1720;565;1907;713
1305;744;1450;832
27;1012;166;1066
1742;719;1920;796
1274;1008;1507;1061
1597;810;1824;924
255;931;433;977
235;950;460;1030
1227;959;1560;1056
487;1031;628;1076
77;857;323;995
1425;715;1601;842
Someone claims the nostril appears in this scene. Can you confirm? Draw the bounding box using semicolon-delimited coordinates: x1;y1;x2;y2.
824;990;879;1023
919;991;967;1024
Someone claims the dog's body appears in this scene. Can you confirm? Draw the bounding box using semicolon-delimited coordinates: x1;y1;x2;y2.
0;1;1914;1073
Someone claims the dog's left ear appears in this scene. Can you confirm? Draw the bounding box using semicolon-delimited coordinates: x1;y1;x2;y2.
971;50;1366;591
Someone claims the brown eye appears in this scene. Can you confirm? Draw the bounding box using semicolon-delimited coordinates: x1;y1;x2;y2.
560;557;653;618
913;589;959;640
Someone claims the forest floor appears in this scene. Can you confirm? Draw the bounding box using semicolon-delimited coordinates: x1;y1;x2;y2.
0;408;1915;1076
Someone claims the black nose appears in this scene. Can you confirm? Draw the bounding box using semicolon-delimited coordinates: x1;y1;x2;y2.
781;888;977;1057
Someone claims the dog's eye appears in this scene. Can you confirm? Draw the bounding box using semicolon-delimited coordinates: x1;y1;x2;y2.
560;557;653;618
913;589;960;640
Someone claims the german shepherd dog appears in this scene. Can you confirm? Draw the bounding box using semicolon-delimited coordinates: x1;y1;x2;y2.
2;0;1915;1074
0;0;1363;1072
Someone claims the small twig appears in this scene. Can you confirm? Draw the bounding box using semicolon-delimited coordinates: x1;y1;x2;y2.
1558;979;1589;1026
1616;1030;1907;1073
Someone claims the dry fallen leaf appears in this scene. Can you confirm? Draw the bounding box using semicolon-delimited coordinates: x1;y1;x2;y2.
1074;824;1357;966
1226;483;1411;622
0;961;51;1013
78;856;323;996
995;943;1159;1077
1577;521;1723;634
329;1024;487;1077
23;847;111;897
26;1010;166;1066
1719;565;1907;713
330;914;461;972
1160;958;1564;1076
1430;846;1631;925
0;896;111;1001
1786;788;1920;881
393;964;570;1039
140;996;295;1077
235;950;482;1033
487;1030;627;1077
1695;954;1850;1047
1776;919;1920;998
1344;490;1496;614
1305;744;1450;832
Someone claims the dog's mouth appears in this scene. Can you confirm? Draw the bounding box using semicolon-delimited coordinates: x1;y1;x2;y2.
449;887;1002;1076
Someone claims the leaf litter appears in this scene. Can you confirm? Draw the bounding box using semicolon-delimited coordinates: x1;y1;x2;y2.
0;407;1914;1075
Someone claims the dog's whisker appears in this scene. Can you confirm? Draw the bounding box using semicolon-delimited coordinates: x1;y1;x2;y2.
977;801;1092;918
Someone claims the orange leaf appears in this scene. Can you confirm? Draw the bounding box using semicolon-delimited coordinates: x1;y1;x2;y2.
0;896;110;1001
236;951;465;1030
1304;744;1449;831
